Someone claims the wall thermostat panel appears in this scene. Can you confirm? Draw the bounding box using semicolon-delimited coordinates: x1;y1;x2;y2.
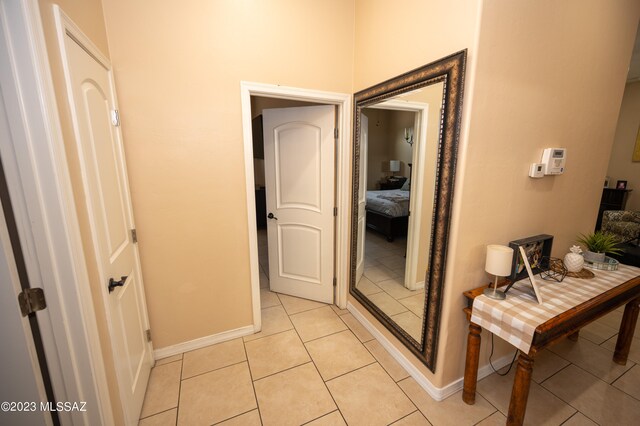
529;163;544;178
541;148;566;175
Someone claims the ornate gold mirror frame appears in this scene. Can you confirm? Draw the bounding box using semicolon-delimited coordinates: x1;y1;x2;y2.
350;50;467;370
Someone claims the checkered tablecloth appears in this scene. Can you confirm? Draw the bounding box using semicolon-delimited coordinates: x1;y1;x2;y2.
470;264;640;354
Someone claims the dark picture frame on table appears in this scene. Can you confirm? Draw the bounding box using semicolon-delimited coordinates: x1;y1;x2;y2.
617;180;627;190
504;234;554;294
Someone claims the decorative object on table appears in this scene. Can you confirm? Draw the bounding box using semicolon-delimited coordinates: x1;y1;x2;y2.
617;180;628;190
505;234;553;293
483;244;514;300
389;160;400;177
540;257;567;282
584;256;620;271
550;261;595;279
563;245;584;272
577;231;623;263
604;176;610;188
518;246;544;304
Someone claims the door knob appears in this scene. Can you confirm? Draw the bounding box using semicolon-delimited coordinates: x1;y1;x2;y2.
267;212;278;220
108;276;128;293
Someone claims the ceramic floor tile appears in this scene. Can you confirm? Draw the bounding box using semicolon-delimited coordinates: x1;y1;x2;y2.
277;293;326;315
364;339;410;382
260;289;281;308
244;329;310;380
305;330;375;380
579;320;619;345
140;360;181;418
215;409;262;425
367;292;408;316
340;312;374;343
398;293;426;318
391;411;431;425
477;369;576;425
377;254;407;270
364;265;398;283
330;304;349;315
541;364;640;425
530;349;571;384
548;337;633;383
376;278;419;299
139;408;177;426
561;412;599;426
600;334;640;364
391;311;423;342
154;354;182;366
356;276;384;295
612;364;640;400
178;362;256;425
182;338;246;379
253;363;336;426
596;310;623;329
305;410;347;425
475;411;507;426
327;363;415;426
398;378;496;426
243;305;293;342
289;305;347;342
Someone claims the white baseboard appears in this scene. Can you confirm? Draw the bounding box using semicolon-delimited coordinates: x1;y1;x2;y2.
154;325;255;360
347;302;516;401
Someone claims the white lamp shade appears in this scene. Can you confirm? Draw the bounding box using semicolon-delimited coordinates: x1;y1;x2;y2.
389;160;400;172
485;245;513;277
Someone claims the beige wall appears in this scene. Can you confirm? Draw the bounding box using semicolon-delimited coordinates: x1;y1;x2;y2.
607;81;640;210
351;0;639;388
101;0;355;349
438;0;640;386
351;0;481;385
37;0;124;423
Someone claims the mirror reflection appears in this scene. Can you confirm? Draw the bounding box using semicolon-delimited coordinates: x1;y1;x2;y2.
355;83;444;343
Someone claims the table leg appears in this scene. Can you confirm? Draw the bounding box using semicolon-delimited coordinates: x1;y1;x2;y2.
463;322;482;404
507;353;534;426
613;297;640;365
567;330;579;341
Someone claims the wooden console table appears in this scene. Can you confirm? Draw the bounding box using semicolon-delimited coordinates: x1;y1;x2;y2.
462;271;640;425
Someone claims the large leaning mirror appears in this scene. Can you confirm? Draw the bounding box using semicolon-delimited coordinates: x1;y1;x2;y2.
350;50;466;370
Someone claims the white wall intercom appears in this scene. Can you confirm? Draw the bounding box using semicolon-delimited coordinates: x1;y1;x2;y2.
540;148;566;175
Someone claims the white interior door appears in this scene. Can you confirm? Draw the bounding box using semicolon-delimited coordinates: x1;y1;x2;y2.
356;114;368;283
59;23;152;424
263;105;335;303
0;103;50;426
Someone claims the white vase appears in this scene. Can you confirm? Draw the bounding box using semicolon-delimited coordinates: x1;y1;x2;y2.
583;250;606;263
564;252;584;272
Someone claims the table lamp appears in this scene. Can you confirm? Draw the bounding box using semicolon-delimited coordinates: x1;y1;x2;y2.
389;160;400;177
484;244;514;300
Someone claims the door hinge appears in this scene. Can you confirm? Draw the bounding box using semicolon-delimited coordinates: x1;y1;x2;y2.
334;128;339;139
18;288;47;317
145;329;152;342
111;109;120;127
333;207;337;217
333;277;337;287
131;228;138;243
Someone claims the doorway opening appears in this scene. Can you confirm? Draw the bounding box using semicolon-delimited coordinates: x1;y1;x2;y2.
240;83;351;333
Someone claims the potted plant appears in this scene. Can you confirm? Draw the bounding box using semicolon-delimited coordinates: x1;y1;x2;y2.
576;231;623;262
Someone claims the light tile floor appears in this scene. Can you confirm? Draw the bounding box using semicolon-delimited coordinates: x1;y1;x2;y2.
139;229;639;424
139;293;640;425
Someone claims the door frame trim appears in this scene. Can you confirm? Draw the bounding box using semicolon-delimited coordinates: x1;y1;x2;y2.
240;82;351;330
0;0;113;424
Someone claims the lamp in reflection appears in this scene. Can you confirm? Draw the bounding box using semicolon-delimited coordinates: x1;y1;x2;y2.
389;160;400;177
484;245;513;300
404;128;413;146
